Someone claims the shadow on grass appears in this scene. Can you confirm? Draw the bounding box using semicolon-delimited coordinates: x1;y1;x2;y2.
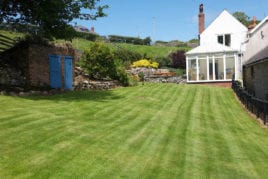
22;90;123;102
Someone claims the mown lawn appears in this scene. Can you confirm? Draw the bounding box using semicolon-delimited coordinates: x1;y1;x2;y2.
0;83;267;178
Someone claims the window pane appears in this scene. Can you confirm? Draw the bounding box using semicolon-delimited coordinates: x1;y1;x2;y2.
188;59;197;81
209;58;213;80
215;57;224;80
225;34;231;46
198;59;207;80
218;35;223;44
226;57;235;79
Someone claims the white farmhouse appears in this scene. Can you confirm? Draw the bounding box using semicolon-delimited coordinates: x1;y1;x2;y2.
186;5;248;84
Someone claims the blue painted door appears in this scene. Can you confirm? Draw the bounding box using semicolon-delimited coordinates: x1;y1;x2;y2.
64;56;73;90
49;55;62;89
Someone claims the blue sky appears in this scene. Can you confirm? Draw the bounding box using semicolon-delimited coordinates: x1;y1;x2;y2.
74;0;268;42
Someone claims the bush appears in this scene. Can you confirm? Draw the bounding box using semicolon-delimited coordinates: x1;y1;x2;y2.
131;59;159;68
113;59;130;86
74;31;99;41
155;56;171;68
108;35;151;45
113;48;142;69
79;42;115;79
169;50;186;69
79;42;130;85
128;75;139;86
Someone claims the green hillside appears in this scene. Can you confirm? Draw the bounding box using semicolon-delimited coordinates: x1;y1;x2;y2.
0;30;25;39
0;29;191;59
62;38;191;59
0;30;25;53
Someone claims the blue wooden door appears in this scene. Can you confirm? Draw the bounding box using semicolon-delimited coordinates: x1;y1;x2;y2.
49;55;62;89
64;56;73;90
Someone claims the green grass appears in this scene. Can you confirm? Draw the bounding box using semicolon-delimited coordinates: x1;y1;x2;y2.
0;30;25;52
1;30;189;59
0;84;267;178
58;38;189;59
0;30;25;39
110;42;190;59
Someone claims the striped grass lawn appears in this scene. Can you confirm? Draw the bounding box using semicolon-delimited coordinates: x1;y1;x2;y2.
0;83;267;178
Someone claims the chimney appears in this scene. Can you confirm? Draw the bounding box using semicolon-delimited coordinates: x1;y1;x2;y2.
248;16;257;31
198;4;205;35
90;27;95;33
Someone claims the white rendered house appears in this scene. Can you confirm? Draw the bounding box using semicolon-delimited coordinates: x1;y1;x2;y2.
186;7;248;83
243;16;268;65
243;16;268;99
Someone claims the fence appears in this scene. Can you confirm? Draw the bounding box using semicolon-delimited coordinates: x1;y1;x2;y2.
232;80;268;125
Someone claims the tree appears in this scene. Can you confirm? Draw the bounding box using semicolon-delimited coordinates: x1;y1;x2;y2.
143;37;152;45
0;0;108;39
233;11;251;26
169;50;186;69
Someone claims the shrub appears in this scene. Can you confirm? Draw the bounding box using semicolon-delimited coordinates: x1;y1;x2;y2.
74;31;99;41
131;59;159;68
169;50;186;69
113;48;142;69
128;75;139;86
114;48;142;63
79;42;130;85
108;35;151;45
113;59;130;86
79;42;116;79
155;56;172;68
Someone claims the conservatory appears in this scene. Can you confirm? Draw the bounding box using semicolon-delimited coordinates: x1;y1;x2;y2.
186;43;240;83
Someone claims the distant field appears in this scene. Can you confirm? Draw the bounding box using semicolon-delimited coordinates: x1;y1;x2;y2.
0;84;267;178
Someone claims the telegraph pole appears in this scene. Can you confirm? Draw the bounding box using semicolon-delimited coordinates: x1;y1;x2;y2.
152;16;156;42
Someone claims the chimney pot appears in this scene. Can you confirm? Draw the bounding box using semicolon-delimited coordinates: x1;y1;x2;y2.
248;16;257;31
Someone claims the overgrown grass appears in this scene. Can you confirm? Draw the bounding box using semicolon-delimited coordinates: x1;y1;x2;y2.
0;84;267;178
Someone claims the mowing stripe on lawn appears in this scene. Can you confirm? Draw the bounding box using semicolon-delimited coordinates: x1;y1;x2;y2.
0;83;267;178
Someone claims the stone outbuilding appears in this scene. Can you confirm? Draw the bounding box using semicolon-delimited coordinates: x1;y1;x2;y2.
0;41;76;90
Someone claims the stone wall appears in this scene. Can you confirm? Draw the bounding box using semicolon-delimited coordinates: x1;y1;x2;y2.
244;61;268;100
0;41;28;86
73;67;120;90
0;65;26;86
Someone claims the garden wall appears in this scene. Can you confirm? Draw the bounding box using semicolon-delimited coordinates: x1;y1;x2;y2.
243;61;268;100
